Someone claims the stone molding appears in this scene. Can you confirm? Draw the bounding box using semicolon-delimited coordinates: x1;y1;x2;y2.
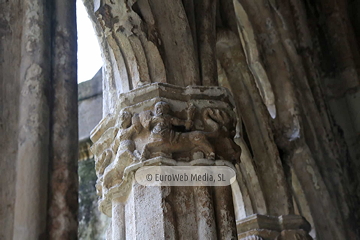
237;214;313;240
98;156;237;216
90;83;241;216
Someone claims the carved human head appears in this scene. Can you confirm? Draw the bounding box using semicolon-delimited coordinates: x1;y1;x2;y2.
154;101;170;115
118;110;132;129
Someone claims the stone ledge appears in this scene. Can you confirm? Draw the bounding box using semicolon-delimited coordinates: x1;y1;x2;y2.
237;214;312;240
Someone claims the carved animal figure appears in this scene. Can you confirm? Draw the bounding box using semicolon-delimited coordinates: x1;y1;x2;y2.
139;101;229;160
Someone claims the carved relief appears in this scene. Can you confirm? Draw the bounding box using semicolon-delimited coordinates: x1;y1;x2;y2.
139;101;231;161
90;83;241;214
101;111;142;191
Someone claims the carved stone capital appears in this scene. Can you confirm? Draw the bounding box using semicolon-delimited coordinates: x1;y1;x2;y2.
90;83;240;216
237;214;313;240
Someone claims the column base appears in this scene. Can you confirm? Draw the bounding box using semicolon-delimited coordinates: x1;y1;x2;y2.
236;214;312;240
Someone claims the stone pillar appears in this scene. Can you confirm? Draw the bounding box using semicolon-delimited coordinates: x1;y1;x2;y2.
91;83;241;239
84;0;318;239
1;0;78;239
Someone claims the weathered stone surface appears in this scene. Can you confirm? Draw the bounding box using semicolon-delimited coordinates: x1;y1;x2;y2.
0;1;25;239
237;214;312;240
1;0;78;239
2;0;360;239
46;1;78;238
90;83;240;239
83;0;360;239
12;0;52;238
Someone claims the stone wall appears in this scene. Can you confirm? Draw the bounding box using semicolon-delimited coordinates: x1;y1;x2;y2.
78;69;110;239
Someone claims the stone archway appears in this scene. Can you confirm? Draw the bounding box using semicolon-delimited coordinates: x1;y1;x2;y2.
82;0;360;239
1;0;360;239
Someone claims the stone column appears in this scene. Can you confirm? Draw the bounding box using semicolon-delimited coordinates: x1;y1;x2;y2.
91;83;241;239
84;0;318;239
1;0;78;239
